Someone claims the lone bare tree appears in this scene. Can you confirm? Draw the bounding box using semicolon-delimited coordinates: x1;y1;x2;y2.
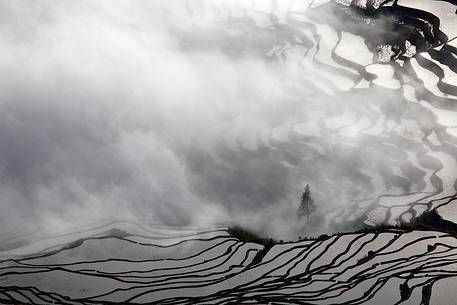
297;184;315;222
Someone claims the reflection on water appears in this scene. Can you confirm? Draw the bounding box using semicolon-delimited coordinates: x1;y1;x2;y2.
177;0;457;230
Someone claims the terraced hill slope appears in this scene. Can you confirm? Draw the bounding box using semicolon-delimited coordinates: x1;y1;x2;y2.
1;220;457;304
1;0;457;304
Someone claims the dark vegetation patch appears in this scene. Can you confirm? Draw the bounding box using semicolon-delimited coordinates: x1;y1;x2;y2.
64;238;84;250
108;228;129;238
421;283;433;305
357;249;376;265
250;243;274;266
414;209;457;234
227;226;277;266
227;226;276;246
227;225;332;246
355;209;457;236
228;208;457;248
400;282;412;301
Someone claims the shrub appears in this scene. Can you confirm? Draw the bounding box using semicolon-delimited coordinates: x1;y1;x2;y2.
65;238;84;249
400;282;410;300
317;234;329;241
227;226;276;246
109;228;129;238
427;244;436;252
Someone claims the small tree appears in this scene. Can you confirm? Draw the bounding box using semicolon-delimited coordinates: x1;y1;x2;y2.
297;184;316;222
